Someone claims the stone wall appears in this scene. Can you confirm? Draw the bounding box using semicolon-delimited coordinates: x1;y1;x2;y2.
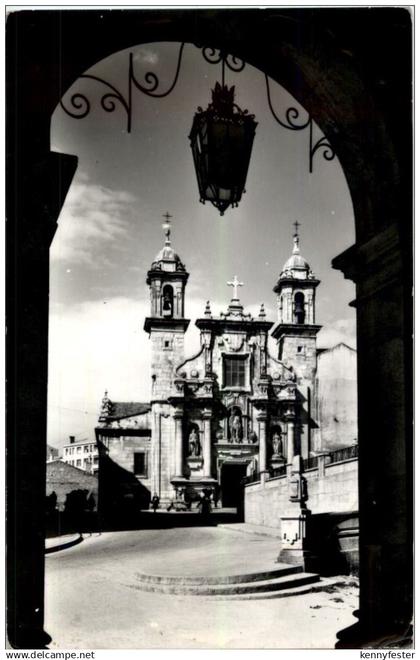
46;460;98;511
105;435;152;493
150;329;185;400
244;458;358;529
280;334;318;383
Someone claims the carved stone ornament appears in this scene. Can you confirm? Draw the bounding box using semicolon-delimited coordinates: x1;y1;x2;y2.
223;334;245;352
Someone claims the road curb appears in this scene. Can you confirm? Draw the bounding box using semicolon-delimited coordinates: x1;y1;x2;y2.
217;523;283;538
45;533;83;554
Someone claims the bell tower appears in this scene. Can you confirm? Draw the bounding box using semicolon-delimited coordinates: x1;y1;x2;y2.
144;214;190;401
143;214;190;504
271;224;322;456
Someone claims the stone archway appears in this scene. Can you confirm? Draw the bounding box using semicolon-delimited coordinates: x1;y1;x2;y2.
7;8;412;648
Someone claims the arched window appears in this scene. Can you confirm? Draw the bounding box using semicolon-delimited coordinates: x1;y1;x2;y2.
162;284;174;318
294;292;305;324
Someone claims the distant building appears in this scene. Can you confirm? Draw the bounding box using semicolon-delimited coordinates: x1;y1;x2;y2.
315;343;357;450
46;444;60;463
62;435;99;474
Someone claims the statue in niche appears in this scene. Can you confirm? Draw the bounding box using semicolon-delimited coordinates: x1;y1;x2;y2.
272;430;282;456
188;427;201;457
248;421;258;444
229;408;243;444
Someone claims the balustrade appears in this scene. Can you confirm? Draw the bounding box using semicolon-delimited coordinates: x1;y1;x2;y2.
328;444;358;464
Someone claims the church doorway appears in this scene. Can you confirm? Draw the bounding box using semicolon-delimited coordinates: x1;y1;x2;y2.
220;463;247;509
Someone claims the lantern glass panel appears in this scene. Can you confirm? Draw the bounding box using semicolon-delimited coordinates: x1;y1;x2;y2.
189;86;257;214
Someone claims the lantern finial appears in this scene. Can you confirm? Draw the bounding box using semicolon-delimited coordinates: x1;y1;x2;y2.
293;221;301;254
162;212;173;246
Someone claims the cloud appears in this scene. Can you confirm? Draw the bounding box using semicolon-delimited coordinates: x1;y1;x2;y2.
50;175;136;267
317;317;356;349
48;296;151;447
133;48;159;65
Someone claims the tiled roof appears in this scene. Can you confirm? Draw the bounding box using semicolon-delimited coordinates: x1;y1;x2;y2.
108;402;151;420
47;459;98;479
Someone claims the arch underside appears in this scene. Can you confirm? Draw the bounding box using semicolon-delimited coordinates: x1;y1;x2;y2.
6;8;412;649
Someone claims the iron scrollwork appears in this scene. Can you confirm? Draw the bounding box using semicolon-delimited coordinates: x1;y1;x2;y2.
201;46;245;79
59;74;130;124
59;42;335;173
265;73;310;132
60;43;186;133
265;73;335;172
309;119;336;173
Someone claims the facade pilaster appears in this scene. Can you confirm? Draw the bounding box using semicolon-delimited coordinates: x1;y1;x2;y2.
257;413;267;474
202;410;212;477
285;411;296;464
173;410;184;477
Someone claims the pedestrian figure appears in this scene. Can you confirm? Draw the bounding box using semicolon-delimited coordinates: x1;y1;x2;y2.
151;492;160;513
197;491;212;518
213;485;220;509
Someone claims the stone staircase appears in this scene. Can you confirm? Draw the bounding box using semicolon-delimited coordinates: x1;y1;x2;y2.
134;564;324;599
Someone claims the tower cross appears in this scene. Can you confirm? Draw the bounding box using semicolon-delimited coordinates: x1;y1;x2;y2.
227;275;244;300
162;212;173;244
293;220;301;236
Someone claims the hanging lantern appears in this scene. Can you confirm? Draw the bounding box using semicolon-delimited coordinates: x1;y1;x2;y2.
189;82;257;216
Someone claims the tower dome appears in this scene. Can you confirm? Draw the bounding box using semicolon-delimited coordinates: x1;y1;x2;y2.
279;230;315;281
150;214;186;274
153;243;185;270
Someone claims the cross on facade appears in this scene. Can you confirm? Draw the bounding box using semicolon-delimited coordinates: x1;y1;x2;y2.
227;275;244;299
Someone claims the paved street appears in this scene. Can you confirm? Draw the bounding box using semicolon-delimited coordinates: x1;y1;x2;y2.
45;523;358;649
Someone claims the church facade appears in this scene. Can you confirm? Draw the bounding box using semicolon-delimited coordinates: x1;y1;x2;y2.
95;219;355;509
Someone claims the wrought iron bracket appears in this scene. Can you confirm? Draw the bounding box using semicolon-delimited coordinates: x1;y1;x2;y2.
59;43;335;173
60;44;185;134
265;74;336;173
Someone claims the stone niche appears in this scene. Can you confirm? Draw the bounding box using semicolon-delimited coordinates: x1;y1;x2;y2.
185;421;204;477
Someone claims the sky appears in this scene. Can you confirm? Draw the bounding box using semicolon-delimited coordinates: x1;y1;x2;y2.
48;41;356;450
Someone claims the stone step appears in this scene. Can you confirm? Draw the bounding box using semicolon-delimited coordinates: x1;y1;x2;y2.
217;522;284;538
134;571;320;596
209;577;348;600
136;564;302;586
